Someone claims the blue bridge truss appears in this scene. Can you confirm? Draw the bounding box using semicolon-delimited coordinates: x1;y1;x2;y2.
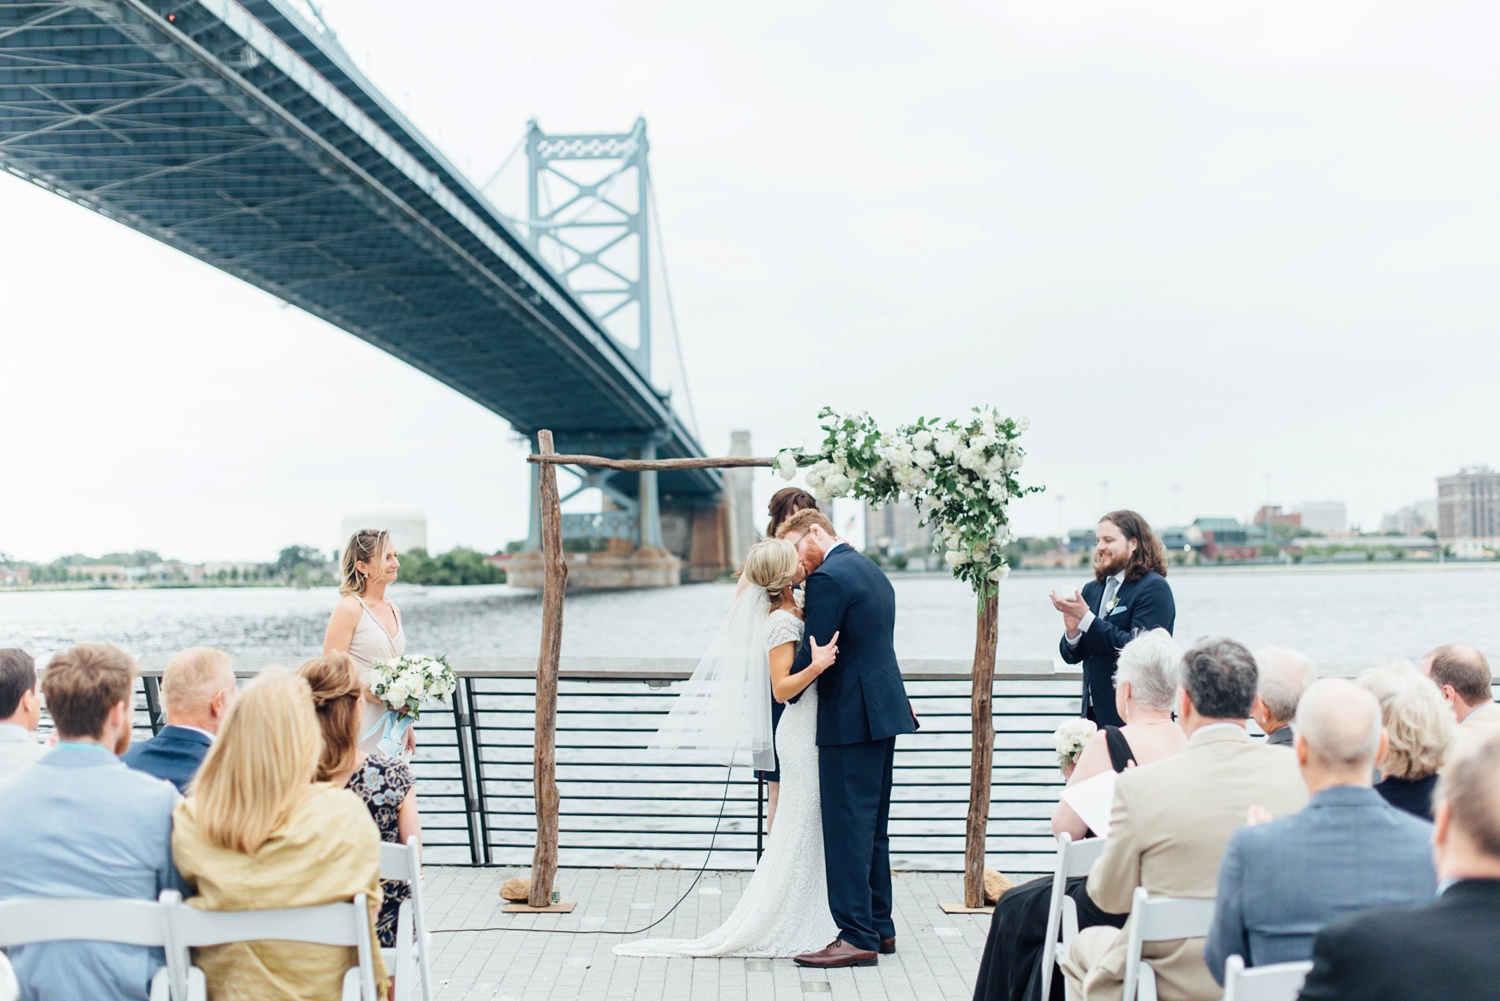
0;0;718;500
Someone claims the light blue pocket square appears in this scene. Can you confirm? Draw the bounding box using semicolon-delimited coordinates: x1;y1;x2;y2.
1108;605;1128;616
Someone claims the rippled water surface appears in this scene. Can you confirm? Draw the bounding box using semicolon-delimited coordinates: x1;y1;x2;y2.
3;563;1497;669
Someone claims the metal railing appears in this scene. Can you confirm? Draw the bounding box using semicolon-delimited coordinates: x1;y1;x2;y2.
124;658;1077;879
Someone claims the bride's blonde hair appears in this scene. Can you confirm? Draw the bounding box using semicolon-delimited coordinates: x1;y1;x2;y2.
743;538;799;606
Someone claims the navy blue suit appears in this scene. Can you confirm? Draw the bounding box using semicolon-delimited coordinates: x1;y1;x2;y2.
791;544;918;952
1057;570;1174;727
119;725;213;793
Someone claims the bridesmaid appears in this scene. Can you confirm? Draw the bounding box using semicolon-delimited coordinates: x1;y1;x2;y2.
743;487;820;831
322;528;413;757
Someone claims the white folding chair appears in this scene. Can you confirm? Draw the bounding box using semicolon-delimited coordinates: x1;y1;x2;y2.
1119;887;1217;1001
379;836;435;1001
0;894;176;1001
1222;954;1313;1001
1038;833;1109;1001
0;951;19;1001
165;893;380;1001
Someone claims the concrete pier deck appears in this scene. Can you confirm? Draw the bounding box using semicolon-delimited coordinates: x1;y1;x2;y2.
423;866;990;1000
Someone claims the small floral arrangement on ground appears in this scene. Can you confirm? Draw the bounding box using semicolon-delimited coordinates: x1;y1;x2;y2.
773;407;1042;597
369;654;458;721
1054;718;1098;772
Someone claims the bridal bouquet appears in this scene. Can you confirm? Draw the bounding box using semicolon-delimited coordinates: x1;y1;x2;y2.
1054;718;1098;773
364;654;458;758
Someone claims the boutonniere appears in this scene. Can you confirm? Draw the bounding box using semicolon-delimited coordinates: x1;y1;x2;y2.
1105;595;1120;615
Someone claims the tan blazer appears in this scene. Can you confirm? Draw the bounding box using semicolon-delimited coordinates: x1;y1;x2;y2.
1063;725;1309;1001
1446;703;1500;770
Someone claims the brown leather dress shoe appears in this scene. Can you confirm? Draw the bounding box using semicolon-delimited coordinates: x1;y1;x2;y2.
793;938;879;968
879;937;896;955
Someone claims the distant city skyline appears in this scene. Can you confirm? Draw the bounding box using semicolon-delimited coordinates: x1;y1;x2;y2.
5;1;1500;564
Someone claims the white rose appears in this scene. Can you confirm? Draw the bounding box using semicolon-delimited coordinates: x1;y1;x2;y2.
912;449;935;469
959;447;986;472
775;451;798;480
910;430;933;451
386;683;410;705
1016;417;1031;433
932;431;958;457
825;473;852;497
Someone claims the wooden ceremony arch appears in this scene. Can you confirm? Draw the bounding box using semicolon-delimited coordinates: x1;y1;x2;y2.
522;429;999;910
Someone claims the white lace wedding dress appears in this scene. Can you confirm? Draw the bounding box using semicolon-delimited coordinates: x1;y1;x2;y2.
614;608;838;957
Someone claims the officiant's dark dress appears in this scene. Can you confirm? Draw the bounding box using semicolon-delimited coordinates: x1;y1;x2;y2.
972;727;1135;1001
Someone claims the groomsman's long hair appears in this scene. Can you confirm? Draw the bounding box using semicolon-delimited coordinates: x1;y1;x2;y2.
1099;509;1169;583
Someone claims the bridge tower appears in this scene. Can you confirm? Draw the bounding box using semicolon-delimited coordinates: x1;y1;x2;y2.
511;120;728;587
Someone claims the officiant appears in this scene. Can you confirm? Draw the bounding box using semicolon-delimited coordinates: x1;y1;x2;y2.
1050;510;1176;727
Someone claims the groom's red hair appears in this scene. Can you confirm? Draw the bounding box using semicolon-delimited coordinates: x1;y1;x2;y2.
775;507;834;539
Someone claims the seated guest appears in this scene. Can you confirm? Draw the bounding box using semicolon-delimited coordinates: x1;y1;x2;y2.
1249;648;1316;747
0;644;183;1001
1203;679;1436;982
121;646;236;792
1297;733;1500;1000
975;631;1188;1001
1358;662;1454;819
172;669;388;1000
1421;643;1500;766
1060;638;1308;1001
299;653;421;948
0;648;44;779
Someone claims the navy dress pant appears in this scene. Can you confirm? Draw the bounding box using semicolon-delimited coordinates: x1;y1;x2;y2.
818;735;897;952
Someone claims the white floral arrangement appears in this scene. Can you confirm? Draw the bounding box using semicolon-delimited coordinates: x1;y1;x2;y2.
368;654;458;721
773;407;1040;597
1054;718;1098;771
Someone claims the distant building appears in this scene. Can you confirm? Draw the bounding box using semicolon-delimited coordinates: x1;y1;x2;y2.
1063;527;1098;552
863;499;933;558
1253;505;1301;528
0;565;30;586
1437;466;1500;553
1380;500;1437;536
342;504;428;555
1295;501;1347;535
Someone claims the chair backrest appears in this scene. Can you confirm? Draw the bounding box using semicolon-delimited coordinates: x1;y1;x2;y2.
380;840;415;881
1120;888;1216;1001
1222;955;1314;1001
169;894;378;1001
1038;834;1108;1001
0;951;18;1001
0;896;171;948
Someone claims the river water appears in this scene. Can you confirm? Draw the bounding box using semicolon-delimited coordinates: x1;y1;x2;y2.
3;563;1497;670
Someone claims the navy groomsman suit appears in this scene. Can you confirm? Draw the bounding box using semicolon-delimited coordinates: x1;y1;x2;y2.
119;724;213;793
1057;570;1174;727
790;543;918;954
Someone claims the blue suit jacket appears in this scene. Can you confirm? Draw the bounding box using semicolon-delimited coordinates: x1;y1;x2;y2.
120;725;213;793
790;544;917;746
1057;570;1175;725
1202;784;1436;983
0;744;186;1000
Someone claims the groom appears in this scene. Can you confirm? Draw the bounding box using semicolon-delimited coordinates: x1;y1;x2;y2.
778;509;918;968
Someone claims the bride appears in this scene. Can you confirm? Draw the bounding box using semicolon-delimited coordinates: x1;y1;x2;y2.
614;538;840;958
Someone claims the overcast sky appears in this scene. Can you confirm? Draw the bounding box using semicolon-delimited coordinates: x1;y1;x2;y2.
3;0;1498;563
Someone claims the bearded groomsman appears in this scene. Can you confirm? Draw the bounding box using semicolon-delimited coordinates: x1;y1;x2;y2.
1052;511;1176;727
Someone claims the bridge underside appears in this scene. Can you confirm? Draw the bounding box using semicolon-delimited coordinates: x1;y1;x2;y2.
0;0;718;506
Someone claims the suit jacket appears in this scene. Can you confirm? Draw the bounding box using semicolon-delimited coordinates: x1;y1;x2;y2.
1058;571;1175;726
1077;726;1308;1001
0;743;185;1001
120;724;214;793
0;722;46;781
1202;785;1435;983
1297;879;1500;1001
791;544;917;746
1263;725;1295;747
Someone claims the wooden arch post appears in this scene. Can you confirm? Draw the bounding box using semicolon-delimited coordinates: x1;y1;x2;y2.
523;438;775;907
